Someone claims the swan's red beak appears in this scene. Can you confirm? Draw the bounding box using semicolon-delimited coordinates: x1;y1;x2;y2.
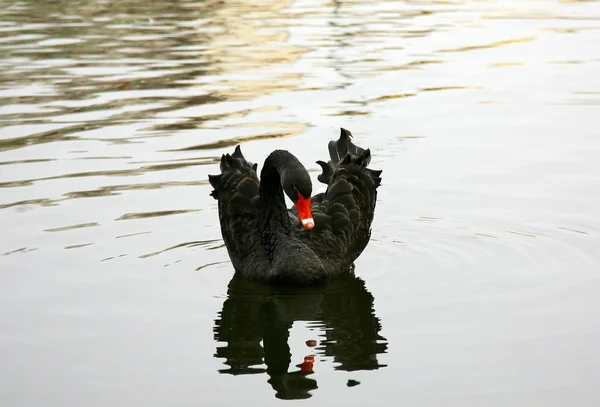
296;192;314;230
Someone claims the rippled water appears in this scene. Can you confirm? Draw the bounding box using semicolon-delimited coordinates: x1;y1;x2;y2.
2;0;600;405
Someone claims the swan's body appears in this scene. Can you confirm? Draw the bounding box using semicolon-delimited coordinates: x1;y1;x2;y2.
208;128;382;285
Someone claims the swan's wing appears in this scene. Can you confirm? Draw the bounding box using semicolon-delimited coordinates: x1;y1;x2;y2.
328;128;370;165
299;128;382;261
208;146;261;261
315;127;370;186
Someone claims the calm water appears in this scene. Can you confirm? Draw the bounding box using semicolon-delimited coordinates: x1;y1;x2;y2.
1;0;600;405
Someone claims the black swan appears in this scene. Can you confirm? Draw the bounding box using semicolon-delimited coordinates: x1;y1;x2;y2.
208;128;382;285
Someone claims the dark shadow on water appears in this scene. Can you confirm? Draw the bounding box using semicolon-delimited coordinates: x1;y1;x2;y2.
213;272;388;400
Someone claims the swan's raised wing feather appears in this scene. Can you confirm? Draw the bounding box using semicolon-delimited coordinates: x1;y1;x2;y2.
299;129;382;263
209;146;261;262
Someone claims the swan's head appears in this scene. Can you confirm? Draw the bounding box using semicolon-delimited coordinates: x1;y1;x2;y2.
270;151;314;230
283;174;314;230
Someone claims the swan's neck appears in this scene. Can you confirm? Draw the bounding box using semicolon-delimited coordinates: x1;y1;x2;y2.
259;165;292;234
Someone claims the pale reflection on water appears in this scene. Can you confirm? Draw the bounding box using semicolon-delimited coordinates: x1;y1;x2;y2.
1;0;600;405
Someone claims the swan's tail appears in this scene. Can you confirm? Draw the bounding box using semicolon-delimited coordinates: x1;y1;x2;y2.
316;128;380;186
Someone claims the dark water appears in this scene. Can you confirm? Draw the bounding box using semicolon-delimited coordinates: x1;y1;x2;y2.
1;0;600;405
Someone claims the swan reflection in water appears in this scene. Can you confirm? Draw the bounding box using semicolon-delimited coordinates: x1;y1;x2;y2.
213;272;388;400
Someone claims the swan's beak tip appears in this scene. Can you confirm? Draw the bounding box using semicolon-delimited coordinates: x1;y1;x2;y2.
301;218;315;230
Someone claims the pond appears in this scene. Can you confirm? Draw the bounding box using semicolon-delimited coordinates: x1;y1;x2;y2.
1;0;600;405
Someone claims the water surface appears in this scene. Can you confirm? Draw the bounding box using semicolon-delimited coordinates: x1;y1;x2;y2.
1;0;600;405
